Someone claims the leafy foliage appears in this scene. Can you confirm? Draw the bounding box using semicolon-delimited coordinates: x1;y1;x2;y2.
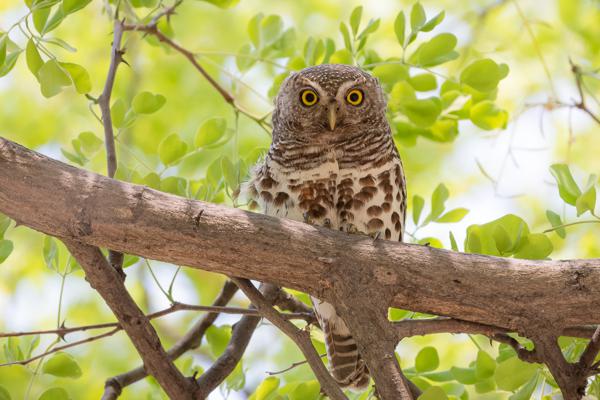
1;0;599;398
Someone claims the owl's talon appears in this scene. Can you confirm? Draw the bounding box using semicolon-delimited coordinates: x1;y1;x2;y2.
371;231;381;242
346;223;359;234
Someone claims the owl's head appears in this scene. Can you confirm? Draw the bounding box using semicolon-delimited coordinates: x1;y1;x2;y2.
272;64;387;143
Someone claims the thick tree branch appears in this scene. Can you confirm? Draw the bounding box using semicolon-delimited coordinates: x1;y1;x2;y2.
102;281;237;400
2;137;600;331
63;240;197;400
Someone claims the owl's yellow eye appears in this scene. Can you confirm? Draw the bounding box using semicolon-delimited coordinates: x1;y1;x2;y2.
300;89;319;106
346;89;363;106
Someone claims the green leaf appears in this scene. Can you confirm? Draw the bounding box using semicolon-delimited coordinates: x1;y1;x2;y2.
349;6;363;36
254;377;280;400
339;22;352;52
394;12;405;46
43;236;58;270
158;134;188;166
410;33;458;67
546;210;566;238
132;92;166;114
42;352;82;379
198;0;239;8
77;132;102;153
59;62;91;94
160;176;187;196
0;214;10;238
513;233;553;260
412;194;425;225
32;7;51;34
248;13;264;48
428;183;449;221
225;360;245;391
26;39;44;77
470;100;508;130
409;73;437;91
418;237;443;248
403;97;442;127
415;347;439;372
465;214;530;256
0;35;7;66
372;62;408;88
475;351;496;379
449;231;458;251
236;43;256;72
194;117;227;148
205;325;231;357
460;58;508;92
38;387;69;400
450;367;477;384
509;373;538;400
0;386;10;400
576;176;596;216
550;164;581;206
42;7;65;34
289;380;320;400
0;240;13;263
0;51;22;78
494;357;538;391
62;0;92;14
357;18;380;41
410;2;426;32
388;307;411;321
110;99;128;129
493;225;512;254
329;49;353;65
417;386;448;400
38;59;71;98
421;11;445;32
436;208;468;223
261;15;284;47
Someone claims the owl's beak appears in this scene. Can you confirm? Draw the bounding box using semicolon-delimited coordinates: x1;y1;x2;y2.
327;104;337;131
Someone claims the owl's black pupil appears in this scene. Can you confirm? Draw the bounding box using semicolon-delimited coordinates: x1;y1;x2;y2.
305;92;315;102
350;92;359;102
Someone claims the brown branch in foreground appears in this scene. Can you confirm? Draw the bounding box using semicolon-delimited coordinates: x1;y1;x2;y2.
102;280;237;400
63;240;197;400
232;278;347;400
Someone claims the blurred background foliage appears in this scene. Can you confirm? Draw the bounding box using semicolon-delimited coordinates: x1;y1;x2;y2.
1;0;600;398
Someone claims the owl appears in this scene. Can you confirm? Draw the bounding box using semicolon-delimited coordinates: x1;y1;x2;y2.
245;64;406;390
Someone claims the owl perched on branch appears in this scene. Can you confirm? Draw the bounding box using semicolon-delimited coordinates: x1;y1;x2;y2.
246;64;406;390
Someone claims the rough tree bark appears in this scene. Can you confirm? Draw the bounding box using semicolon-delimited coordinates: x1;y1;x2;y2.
2;136;600;399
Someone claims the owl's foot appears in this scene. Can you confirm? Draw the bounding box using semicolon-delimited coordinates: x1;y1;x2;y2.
345;223;360;234
371;231;381;242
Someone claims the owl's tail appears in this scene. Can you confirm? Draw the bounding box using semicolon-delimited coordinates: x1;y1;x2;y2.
312;298;370;390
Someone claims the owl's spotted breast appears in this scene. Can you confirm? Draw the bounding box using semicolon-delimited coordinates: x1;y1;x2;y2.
246;154;405;240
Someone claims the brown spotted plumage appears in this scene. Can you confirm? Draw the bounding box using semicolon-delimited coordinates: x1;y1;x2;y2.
244;64;406;391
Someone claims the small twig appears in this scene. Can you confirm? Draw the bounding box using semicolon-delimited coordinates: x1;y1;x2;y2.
231;278;347;400
0;328;120;368
0;302;312;339
570;60;600;126
266;353;327;376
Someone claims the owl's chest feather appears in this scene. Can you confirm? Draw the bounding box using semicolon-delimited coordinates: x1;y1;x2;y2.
247;154;406;241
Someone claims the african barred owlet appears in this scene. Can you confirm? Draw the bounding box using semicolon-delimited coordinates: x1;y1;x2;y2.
246;64;406;390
